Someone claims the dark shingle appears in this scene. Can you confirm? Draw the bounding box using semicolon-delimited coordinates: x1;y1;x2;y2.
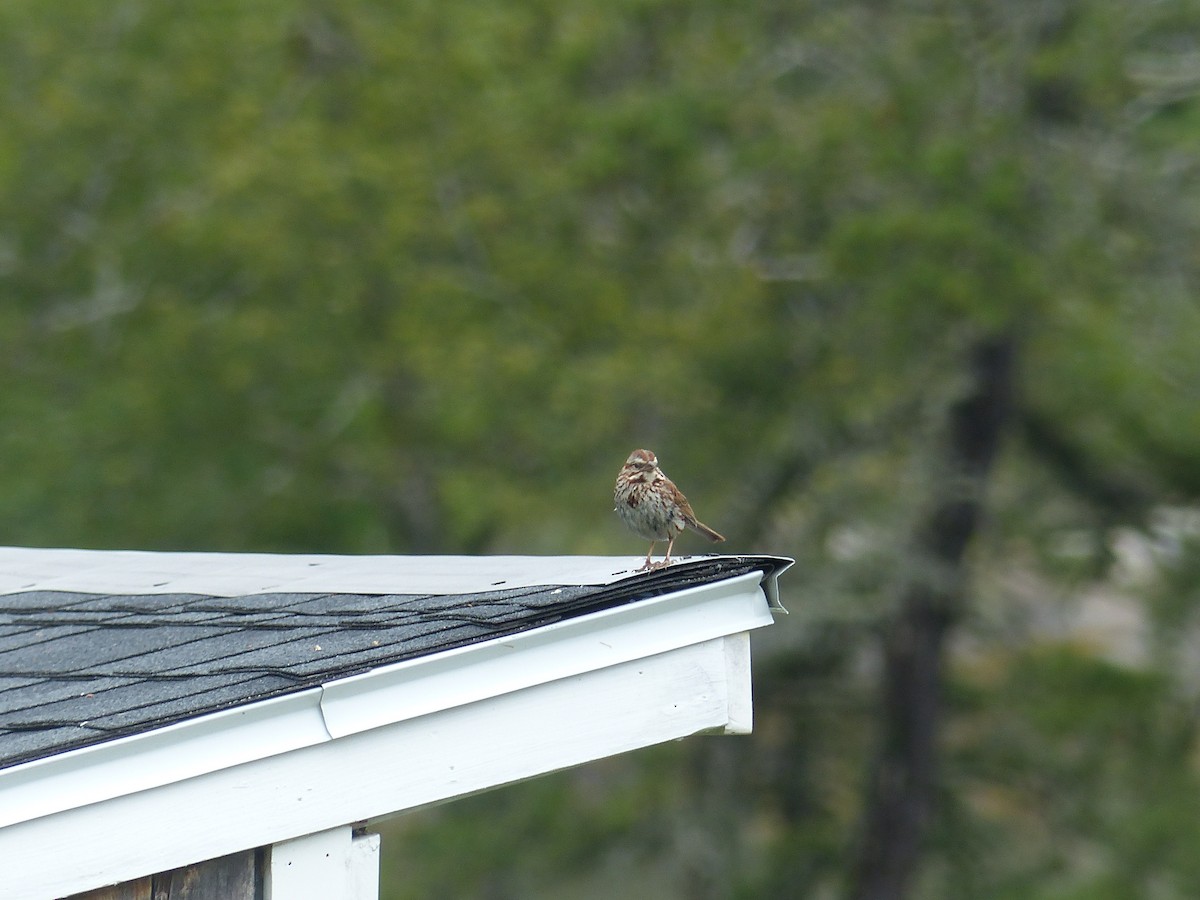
0;626;94;654
0;677;137;716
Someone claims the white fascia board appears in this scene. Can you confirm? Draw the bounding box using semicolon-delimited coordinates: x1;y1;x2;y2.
3;634;753;900
0;570;778;898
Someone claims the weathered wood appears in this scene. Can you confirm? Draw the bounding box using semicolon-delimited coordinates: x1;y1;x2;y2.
151;849;261;900
68;850;260;900
69;878;151;900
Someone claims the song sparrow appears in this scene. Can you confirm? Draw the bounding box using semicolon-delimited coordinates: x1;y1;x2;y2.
614;448;725;571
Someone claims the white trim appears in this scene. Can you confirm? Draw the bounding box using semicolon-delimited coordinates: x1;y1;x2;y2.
721;632;754;735
266;826;379;900
349;832;381;900
3;634;751;899
318;571;771;737
0;690;330;832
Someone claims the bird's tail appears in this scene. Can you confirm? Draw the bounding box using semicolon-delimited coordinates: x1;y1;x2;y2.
687;519;725;543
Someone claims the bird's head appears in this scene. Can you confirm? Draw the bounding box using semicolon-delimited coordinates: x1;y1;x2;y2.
623;449;660;476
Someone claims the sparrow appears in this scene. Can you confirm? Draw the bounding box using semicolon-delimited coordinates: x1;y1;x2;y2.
614;448;725;571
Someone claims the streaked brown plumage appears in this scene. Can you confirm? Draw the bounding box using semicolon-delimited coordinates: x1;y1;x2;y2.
613;448;725;571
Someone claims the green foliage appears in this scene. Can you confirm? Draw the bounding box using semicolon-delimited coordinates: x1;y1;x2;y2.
930;647;1200;899
2;0;1200;896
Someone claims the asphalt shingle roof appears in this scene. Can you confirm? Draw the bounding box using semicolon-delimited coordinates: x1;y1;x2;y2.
0;555;788;771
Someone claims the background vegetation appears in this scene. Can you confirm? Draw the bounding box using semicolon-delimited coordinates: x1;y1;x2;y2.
4;1;1200;897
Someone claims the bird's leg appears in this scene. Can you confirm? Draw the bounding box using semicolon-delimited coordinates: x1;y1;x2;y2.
638;542;657;572
658;535;677;569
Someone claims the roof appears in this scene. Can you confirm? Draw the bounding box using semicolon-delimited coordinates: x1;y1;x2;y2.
0;551;786;771
0;548;790;899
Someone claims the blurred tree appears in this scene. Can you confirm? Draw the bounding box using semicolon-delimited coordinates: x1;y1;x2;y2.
2;0;1200;898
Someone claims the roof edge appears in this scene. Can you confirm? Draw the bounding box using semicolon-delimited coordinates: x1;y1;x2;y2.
0;565;783;831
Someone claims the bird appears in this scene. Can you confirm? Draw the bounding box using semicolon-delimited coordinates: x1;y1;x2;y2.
613;448;725;571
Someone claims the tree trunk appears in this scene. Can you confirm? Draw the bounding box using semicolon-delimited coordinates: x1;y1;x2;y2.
850;336;1015;900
